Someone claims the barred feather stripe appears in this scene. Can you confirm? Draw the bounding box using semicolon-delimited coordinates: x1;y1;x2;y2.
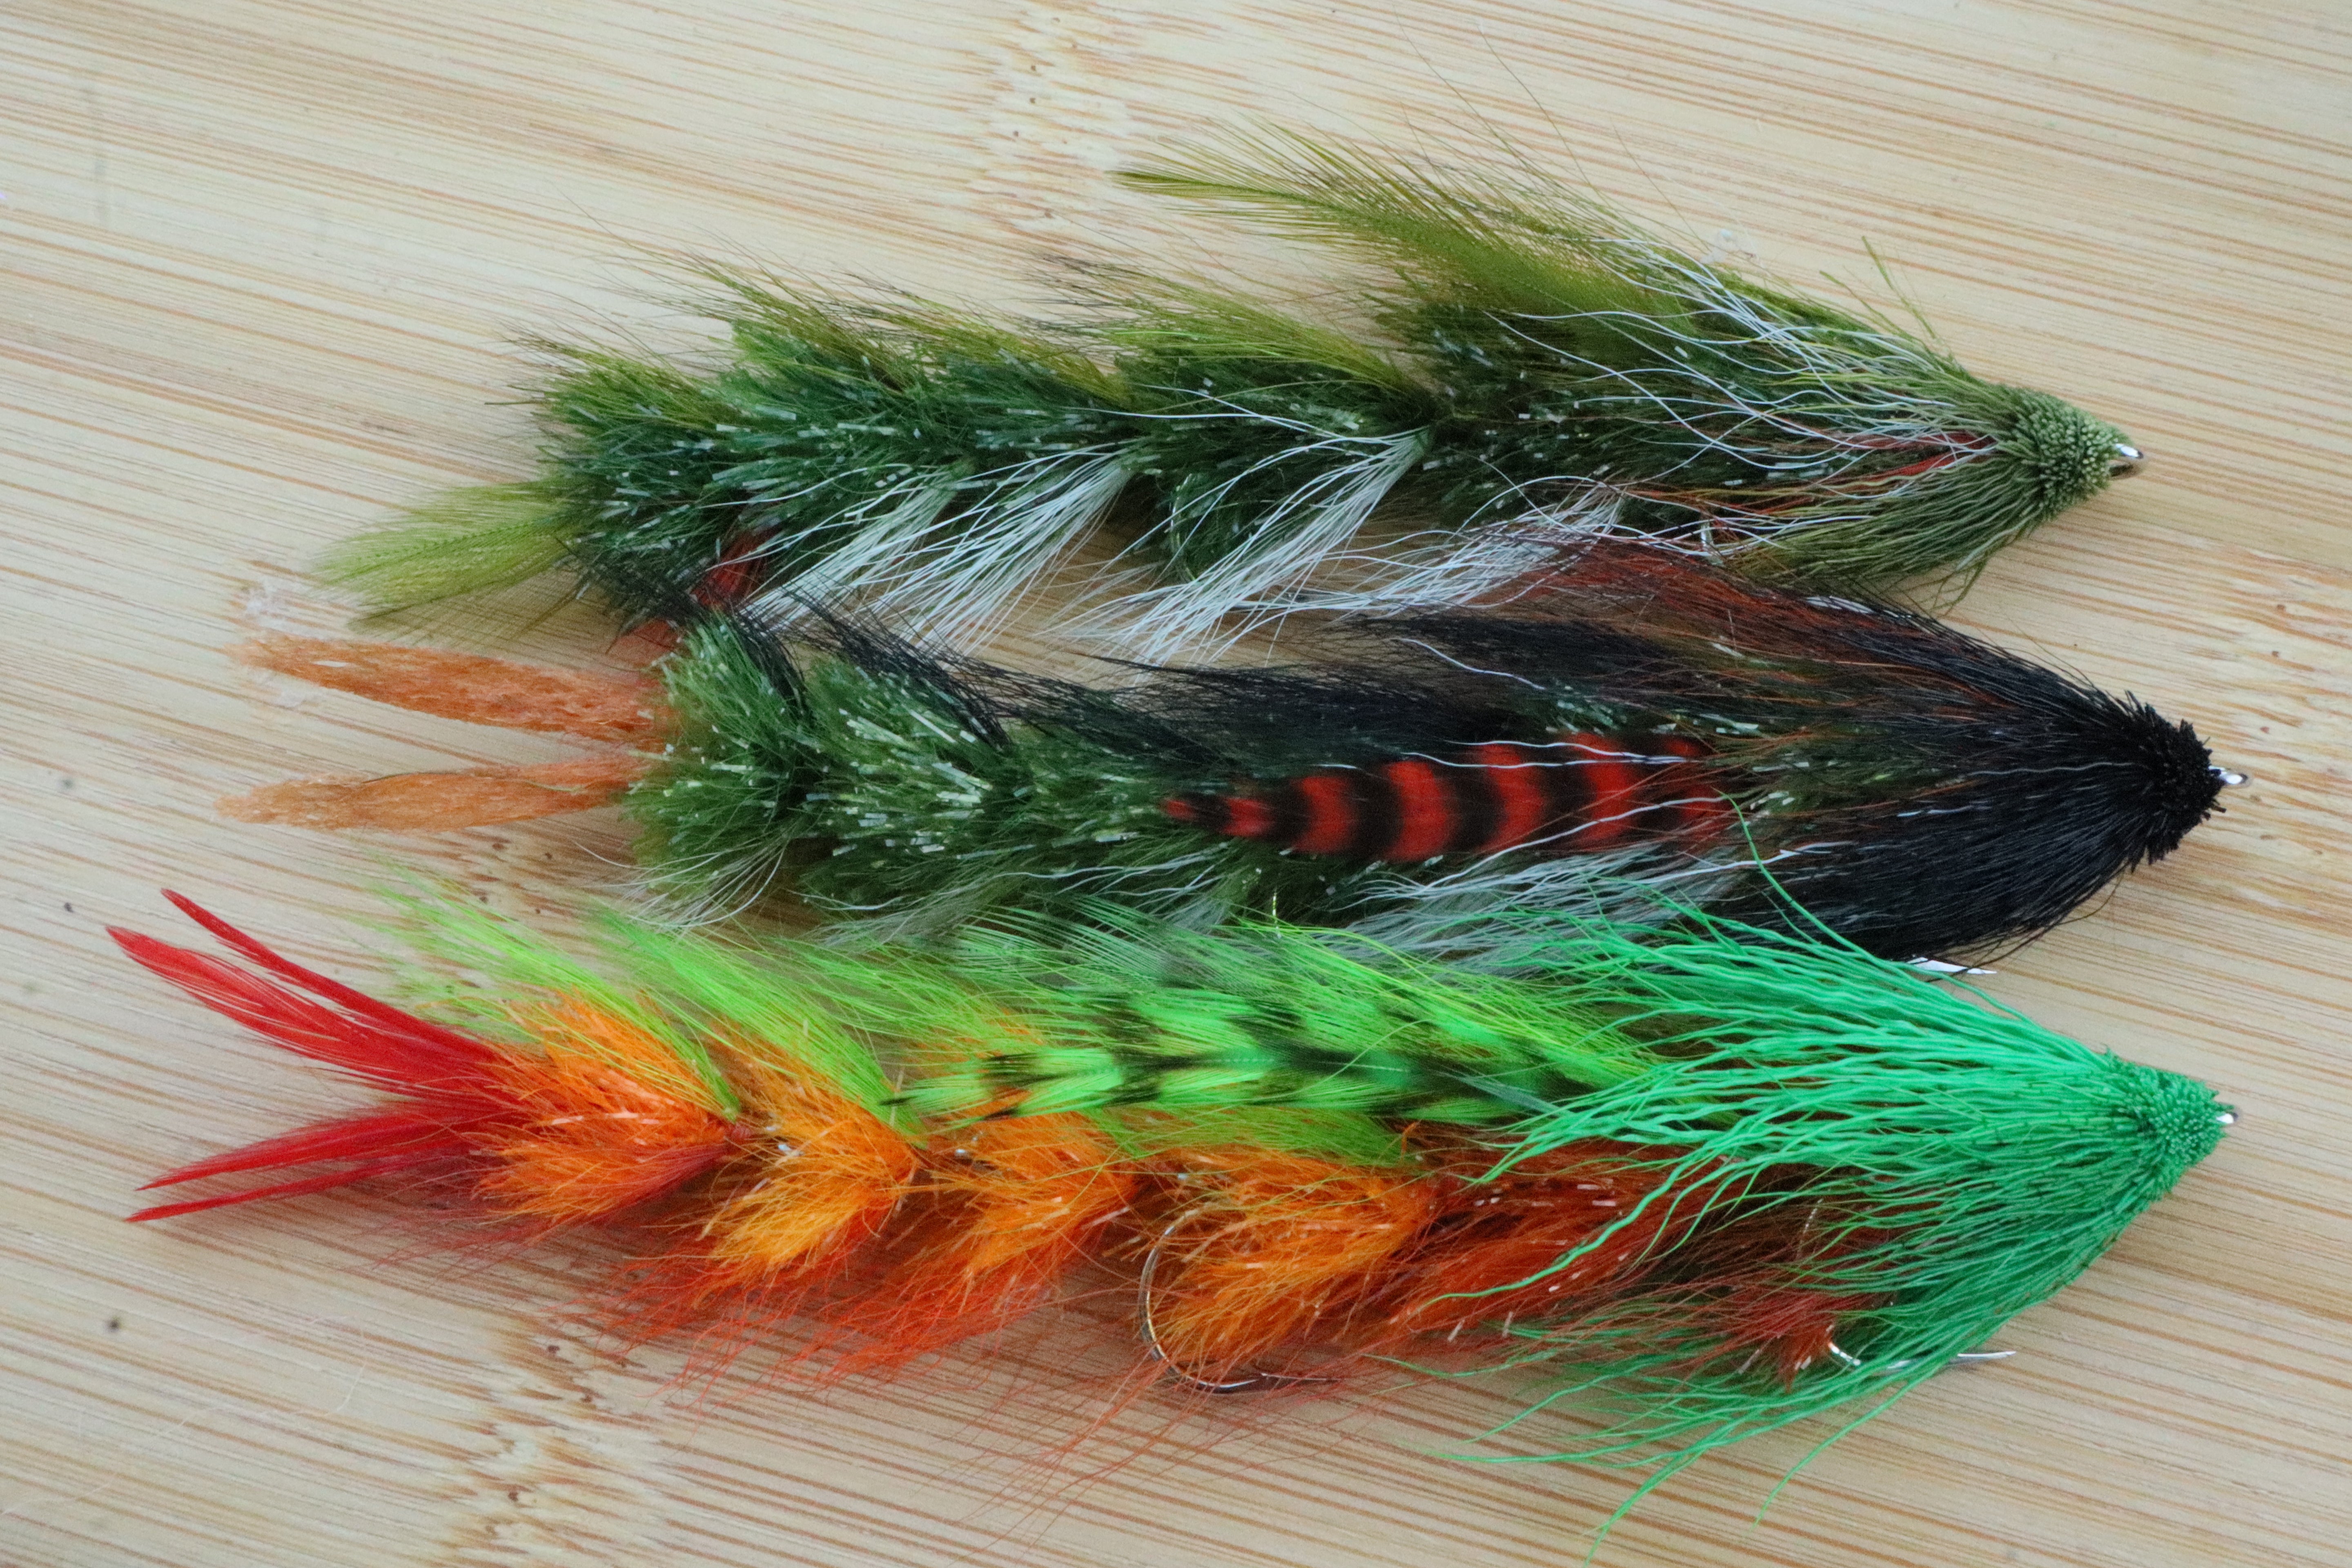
1161;733;1729;865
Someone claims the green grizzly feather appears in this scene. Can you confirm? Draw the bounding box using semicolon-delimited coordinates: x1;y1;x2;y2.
890;906;2226;1489
325;136;2134;655
886;911;1661;1123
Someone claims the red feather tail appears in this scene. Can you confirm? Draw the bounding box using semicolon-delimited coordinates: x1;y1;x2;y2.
114;900;511;1218
115;896;735;1227
136;1108;472;1192
112;899;497;1091
129;1159;461;1222
156;890;495;1076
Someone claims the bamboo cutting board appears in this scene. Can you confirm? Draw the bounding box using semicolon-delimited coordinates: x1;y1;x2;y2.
5;4;2349;1566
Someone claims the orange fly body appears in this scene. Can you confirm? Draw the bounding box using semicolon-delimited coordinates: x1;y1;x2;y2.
472;1000;741;1229
828;1114;1136;1371
1139;1145;1436;1385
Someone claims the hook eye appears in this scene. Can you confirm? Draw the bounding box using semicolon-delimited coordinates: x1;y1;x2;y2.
2109;442;2145;478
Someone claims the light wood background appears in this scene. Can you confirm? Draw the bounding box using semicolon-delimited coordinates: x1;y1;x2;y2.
6;4;2350;1566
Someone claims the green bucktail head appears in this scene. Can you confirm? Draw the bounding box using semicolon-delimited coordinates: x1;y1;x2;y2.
2002;385;2139;511
1438;911;2227;1482
2102;1053;2234;1199
1758;380;2138;592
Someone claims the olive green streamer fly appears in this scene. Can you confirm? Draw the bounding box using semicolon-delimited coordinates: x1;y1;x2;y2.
325;134;2137;655
1120;132;2141;607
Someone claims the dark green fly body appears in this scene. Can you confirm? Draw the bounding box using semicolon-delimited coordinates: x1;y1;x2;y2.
326;134;2139;658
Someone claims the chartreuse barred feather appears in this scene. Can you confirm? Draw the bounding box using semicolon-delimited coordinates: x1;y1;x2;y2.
888;912;1657;1123
381;886;1399;1168
894;905;2225;1481
325;136;2135;653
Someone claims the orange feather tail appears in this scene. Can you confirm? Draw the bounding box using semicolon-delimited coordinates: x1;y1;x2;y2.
219;753;654;829
236;636;670;742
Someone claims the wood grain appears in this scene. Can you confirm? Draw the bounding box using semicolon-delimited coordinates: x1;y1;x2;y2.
5;4;2349;1566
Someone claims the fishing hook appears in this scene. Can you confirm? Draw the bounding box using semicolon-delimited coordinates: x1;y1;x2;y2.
1136;1208;1339;1396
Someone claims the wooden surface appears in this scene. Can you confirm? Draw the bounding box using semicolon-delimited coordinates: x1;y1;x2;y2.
5;4;2350;1565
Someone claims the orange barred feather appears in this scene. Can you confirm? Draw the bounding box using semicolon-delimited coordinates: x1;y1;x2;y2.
475;1001;741;1227
619;1067;920;1329
1163;733;1735;866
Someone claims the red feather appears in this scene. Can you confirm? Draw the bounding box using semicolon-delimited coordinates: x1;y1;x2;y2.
129;1162;448;1223
138;1108;476;1193
111;929;488;1092
159;890;494;1075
